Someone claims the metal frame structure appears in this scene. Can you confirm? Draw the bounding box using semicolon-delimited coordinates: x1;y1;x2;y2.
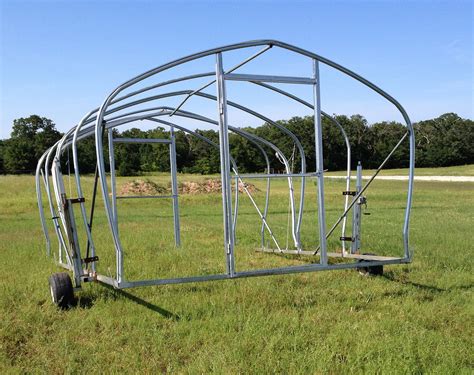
36;40;415;293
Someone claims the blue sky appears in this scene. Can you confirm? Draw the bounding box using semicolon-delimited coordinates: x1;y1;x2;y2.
0;0;472;139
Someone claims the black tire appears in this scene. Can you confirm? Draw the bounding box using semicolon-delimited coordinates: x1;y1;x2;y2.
49;272;75;309
356;253;383;276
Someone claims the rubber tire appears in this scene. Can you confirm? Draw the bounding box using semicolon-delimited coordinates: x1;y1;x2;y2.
356;253;383;276
49;273;75;309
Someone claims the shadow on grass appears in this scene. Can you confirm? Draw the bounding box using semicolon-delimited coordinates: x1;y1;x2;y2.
115;289;181;320
383;270;473;293
73;284;180;320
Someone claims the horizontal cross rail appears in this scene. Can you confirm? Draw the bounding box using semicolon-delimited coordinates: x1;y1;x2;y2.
224;73;316;85
113;138;172;144
234;172;318;179
115;195;175;200
256;248;402;261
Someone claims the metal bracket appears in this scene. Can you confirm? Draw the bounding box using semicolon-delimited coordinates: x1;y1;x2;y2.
70;197;85;204
82;256;99;264
340;236;354;242
81;276;96;283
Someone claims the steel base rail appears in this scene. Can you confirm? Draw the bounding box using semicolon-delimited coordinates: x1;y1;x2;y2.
94;257;408;290
256;248;402;261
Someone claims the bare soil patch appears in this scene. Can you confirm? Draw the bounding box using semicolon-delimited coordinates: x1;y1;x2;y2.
119;178;259;196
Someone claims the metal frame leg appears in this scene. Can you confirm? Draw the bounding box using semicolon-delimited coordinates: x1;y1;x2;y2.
351;162;363;254
108;129;118;229
216;52;235;276
313;59;328;265
169;126;181;247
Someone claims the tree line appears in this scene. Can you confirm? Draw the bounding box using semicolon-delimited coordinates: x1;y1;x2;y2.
1;113;472;175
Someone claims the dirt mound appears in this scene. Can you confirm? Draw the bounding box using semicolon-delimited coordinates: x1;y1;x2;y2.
119;178;259;196
119;179;168;196
179;179;259;194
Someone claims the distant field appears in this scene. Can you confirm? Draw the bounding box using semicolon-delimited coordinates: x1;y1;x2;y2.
0;172;472;373
326;163;474;176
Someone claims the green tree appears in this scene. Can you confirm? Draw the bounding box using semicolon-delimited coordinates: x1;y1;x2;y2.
415;113;474;167
185;130;221;174
333;114;373;168
3;112;472;176
370;121;409;168
0;140;6;174
174;130;192;172
114;128;145;176
229;130;266;173
145;127;171;172
75;137;97;174
4;115;62;173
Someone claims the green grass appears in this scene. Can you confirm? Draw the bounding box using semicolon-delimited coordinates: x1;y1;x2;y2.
0;173;473;373
326;163;474;176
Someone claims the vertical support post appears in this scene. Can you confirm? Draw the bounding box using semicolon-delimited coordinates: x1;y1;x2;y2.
233;174;239;245
52;160;69;265
61;194;83;287
95;117;123;284
341;135;351;256
215;52;235;276
108;129;118;230
312;59;328;265
104;126;123;283
351;162;363;254
404;125;415;260
37;167;52;256
169;125;181;247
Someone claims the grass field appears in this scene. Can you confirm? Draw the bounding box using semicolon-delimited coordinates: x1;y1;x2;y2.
0;170;473;373
326;163;474;176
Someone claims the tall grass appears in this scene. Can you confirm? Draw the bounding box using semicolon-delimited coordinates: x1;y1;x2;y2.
0;173;472;373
